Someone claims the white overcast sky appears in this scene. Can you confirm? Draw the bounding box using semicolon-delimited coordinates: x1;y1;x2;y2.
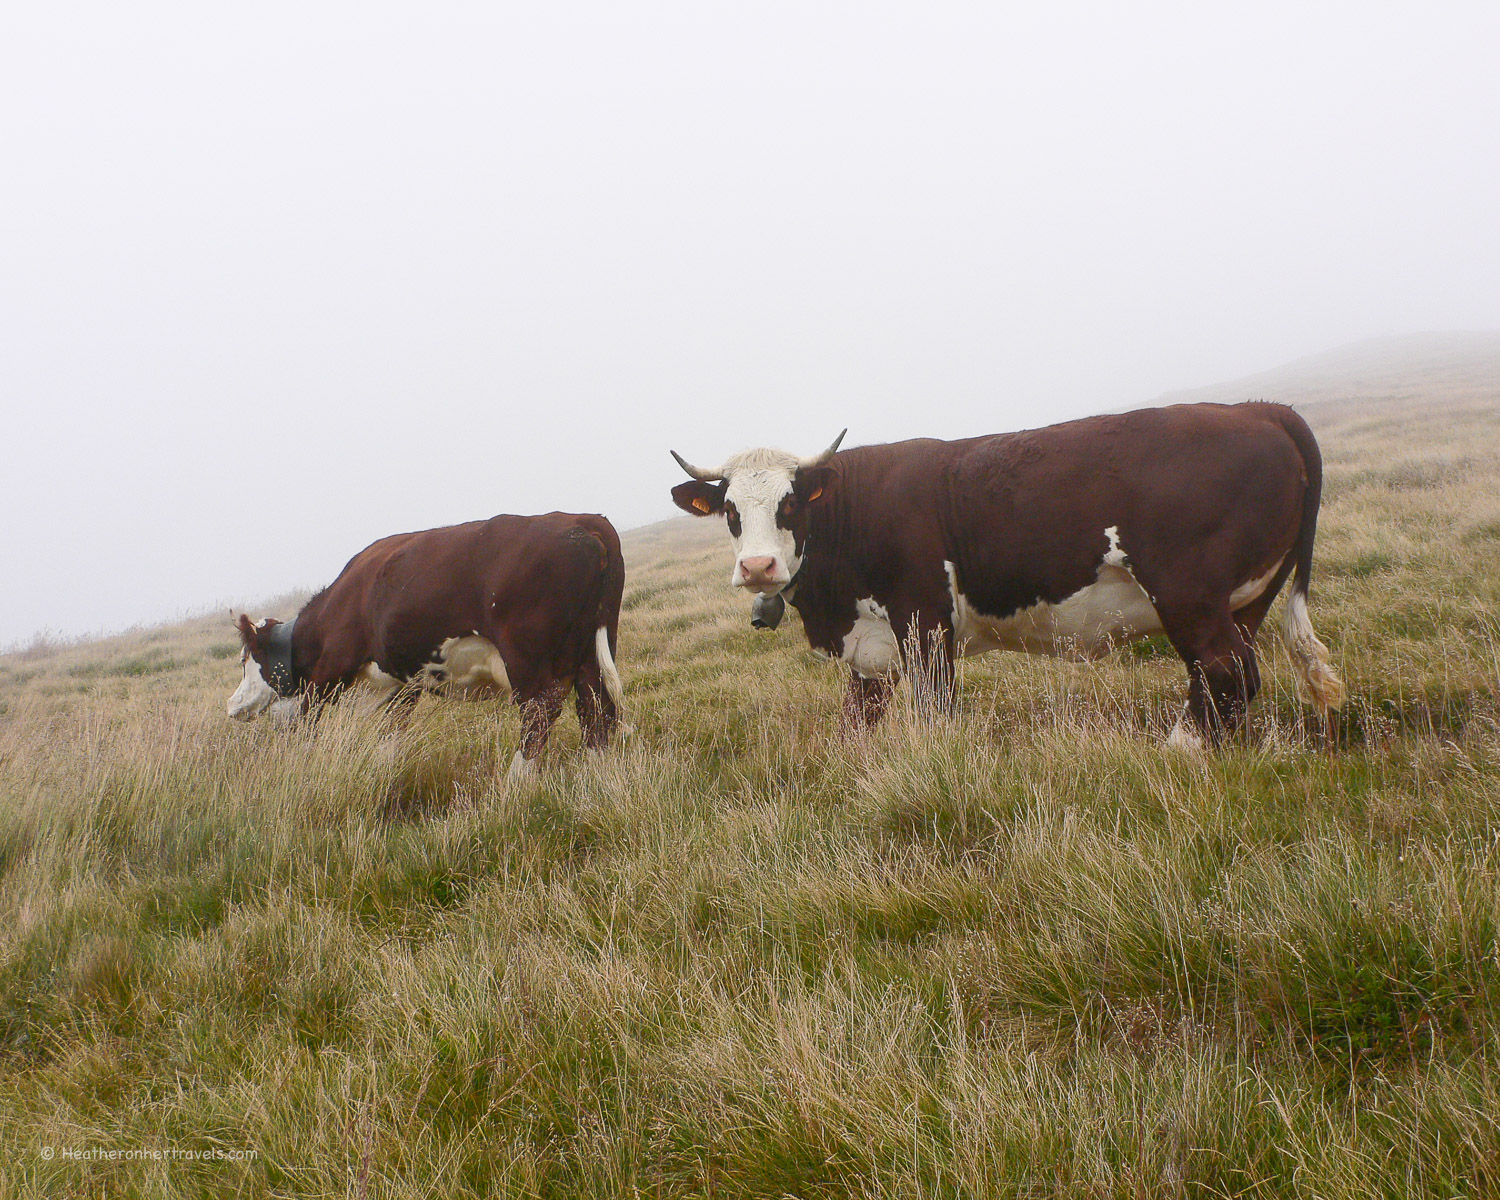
3;2;1498;645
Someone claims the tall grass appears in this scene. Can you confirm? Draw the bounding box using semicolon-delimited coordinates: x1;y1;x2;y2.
1;397;1498;1197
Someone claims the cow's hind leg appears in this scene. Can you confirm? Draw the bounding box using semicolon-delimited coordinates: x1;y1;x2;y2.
511;683;567;778
897;612;957;721
1161;601;1261;747
573;661;618;751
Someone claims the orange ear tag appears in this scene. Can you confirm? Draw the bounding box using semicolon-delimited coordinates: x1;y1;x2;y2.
692;497;712;513
807;486;823;502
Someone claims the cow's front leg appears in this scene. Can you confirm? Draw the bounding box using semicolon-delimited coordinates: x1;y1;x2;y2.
841;670;896;732
383;682;421;730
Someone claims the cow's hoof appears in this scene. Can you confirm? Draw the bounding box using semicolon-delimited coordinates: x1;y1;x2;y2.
1166;720;1206;752
507;751;539;782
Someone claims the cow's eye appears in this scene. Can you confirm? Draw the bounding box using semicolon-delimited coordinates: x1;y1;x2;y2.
779;497;797;518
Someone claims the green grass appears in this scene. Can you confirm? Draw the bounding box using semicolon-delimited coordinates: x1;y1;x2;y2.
1;396;1499;1197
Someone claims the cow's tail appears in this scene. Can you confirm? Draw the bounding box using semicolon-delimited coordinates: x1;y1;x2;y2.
581;521;628;729
594;624;626;715
1266;405;1345;714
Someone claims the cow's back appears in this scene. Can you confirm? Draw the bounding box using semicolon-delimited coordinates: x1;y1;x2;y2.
941;403;1308;617
298;513;619;682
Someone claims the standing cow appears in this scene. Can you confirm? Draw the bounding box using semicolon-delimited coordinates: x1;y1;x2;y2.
228;512;625;773
670;402;1343;746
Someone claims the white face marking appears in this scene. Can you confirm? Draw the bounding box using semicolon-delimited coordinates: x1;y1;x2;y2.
839;597;900;679
723;466;800;592
227;652;278;721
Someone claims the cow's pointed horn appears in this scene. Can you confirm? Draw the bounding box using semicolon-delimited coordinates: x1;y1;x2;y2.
670;450;724;482
799;429;846;470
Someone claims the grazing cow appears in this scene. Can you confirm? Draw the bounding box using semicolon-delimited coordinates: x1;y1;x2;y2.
228;512;626;772
670;403;1344;746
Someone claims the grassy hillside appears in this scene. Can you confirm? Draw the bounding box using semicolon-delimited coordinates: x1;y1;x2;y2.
2;350;1499;1197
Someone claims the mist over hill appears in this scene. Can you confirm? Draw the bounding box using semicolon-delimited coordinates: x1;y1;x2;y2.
1154;331;1500;419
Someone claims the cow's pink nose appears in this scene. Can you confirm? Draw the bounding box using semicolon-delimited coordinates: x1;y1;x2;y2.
739;556;777;586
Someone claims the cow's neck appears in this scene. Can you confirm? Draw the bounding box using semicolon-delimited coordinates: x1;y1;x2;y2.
785;488;875;656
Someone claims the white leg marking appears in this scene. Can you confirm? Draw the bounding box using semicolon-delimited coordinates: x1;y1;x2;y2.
1167;717;1205;752
507;750;537;781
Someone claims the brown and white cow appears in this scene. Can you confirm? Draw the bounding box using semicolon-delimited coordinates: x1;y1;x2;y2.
670;402;1344;746
228;512;626;773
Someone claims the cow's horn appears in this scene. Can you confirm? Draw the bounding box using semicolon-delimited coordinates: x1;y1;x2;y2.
670;450;724;482
799;429;847;470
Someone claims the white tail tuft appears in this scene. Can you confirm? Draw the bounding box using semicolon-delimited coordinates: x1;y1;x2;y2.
594;626;627;716
1280;591;1345;711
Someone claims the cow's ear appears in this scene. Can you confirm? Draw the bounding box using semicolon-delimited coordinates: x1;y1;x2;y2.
793;466;833;504
671;480;725;517
236;614;278;650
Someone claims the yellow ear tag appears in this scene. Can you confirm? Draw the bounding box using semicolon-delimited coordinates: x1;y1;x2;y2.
807;486;823;502
692;496;712;513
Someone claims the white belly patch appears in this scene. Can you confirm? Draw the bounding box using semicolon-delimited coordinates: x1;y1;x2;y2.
354;635;511;699
944;530;1288;661
947;560;1163;661
840;598;901;679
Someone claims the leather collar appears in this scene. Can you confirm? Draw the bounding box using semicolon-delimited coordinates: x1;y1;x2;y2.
263;618;297;695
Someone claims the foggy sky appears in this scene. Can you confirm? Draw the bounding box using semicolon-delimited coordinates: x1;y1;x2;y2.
4;2;1499;646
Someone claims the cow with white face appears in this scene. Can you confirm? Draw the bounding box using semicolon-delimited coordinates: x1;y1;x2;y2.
227;616;299;723
671;403;1346;745
670;431;845;595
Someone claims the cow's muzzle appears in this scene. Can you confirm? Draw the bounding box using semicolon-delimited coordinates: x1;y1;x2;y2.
751;592;785;631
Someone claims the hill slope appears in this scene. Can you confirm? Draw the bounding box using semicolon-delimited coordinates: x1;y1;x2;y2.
1;339;1499;1198
1158;330;1500;419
